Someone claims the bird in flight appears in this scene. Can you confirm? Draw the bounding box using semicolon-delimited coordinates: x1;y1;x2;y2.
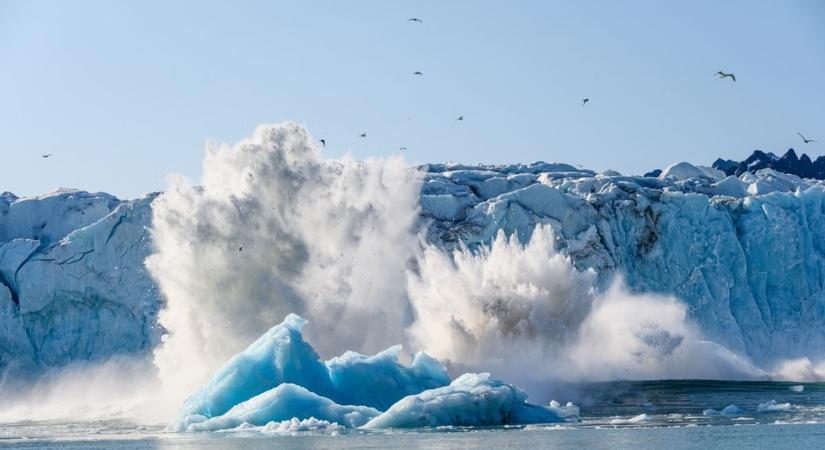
413;71;423;76
456;115;464;121
319;139;326;147
400;146;407;151
715;71;736;82
797;132;817;144
238;246;243;252
582;98;589;106
360;132;367;138
409;18;422;23
41;154;53;158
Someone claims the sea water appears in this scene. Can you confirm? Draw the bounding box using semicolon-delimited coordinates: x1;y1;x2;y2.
2;380;822;449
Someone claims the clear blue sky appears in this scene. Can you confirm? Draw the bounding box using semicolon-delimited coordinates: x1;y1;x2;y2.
1;0;823;198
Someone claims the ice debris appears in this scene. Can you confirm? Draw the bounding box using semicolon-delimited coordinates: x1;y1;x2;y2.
172;314;578;431
757;400;792;413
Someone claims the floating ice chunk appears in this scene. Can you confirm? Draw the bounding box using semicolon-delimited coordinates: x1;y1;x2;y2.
173;314;449;431
610;413;651;424
326;346;449;411
522;424;574;431
720;404;744;415
757;400;792;413
181;383;379;432
789;385;805;393
703;404;744;416
260;417;344;434
547;400;580;419
362;373;578;429
176;314;333;422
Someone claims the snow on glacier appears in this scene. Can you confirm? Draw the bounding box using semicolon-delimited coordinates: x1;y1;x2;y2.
173;314;572;432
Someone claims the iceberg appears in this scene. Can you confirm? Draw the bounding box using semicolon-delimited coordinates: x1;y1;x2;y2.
609;413;651;425
172;314;576;432
362;373;579;429
757;400;792;413
703;405;745;416
175;314;450;424
179;383;380;431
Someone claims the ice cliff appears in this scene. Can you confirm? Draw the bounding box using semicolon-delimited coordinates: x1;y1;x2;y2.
2;129;825;381
0;189;161;376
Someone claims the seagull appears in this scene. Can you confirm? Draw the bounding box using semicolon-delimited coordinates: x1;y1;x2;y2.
715;71;736;82
409;18;423;23
582;98;589;106
456;115;464;121
413;71;423;76
319;139;326;147
41;154;53;158
360;132;367;137
797;132;817;144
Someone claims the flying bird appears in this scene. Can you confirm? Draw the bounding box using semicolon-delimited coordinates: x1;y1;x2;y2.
413;71;423;76
360;132;367;137
409;18;422;23
797;132;817;144
41;154;53;158
400;146;407;151
238;246;243;252
582;98;589;106
319;139;326;147
456;115;464;121
715;71;736;82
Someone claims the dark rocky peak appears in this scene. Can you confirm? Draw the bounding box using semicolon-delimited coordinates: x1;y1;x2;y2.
710;149;825;180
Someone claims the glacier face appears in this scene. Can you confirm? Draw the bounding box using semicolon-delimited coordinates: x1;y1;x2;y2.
0;190;161;375
420;163;825;366
2;154;825;378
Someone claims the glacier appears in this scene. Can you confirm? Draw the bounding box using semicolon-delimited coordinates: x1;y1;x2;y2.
419;162;825;368
2;122;825;385
173;314;576;432
0;189;161;377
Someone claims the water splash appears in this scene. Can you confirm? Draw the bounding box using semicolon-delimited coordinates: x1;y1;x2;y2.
147;122;422;409
407;226;764;384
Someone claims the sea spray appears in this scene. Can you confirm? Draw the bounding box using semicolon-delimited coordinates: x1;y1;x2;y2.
407;226;764;383
148;122;423;410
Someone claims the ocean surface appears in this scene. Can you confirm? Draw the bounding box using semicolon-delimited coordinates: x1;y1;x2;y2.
2;380;823;449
